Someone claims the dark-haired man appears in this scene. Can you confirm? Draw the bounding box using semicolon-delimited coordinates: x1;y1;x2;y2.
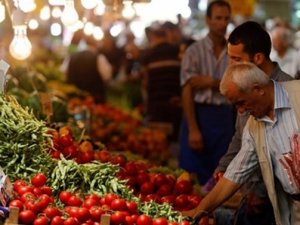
180;0;235;186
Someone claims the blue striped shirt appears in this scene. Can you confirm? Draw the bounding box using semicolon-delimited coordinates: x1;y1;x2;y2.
224;81;300;194
180;35;229;105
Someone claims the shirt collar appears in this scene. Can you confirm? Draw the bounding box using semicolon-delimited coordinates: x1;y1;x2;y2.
273;80;291;110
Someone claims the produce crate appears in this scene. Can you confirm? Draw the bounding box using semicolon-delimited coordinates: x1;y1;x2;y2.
4;207;18;225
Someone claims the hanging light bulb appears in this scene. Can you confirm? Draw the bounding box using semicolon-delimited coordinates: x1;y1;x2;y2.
18;0;36;13
81;0;98;9
40;5;50;20
61;0;79;27
122;1;135;19
48;0;64;6
9;25;32;60
0;2;5;23
94;0;105;15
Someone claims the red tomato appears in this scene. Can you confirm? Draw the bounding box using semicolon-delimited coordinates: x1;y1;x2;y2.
63;217;79;225
153;218;168;225
44;207;62;219
175;195;189;210
140;182;154;195
31;173;47;187
24;200;39;214
160;195;175;205
168;222;178;225
51;216;64;225
124;162;137;175
110;211;126;225
174;180;193;195
89;206;104;221
82;198;98;209
19;210;35;224
110;198;127;211
157;184;172;196
111;154;127;167
33;187;43;196
137;215;152;225
65;207;79;218
58;134;73;147
125;215;135;225
75;207;91;223
9;199;24;211
104;193;118;205
59;191;73;205
13;179;27;192
153;174;168;187
77;150;94;163
126;201;138;214
20;192;36;203
51;151;61;159
136;172;150;185
85;194;100;202
187;194;202;209
41;186;53;196
37;194;51;210
33;216;49;225
178;221;190;225
18;186;34;196
67;196;83;207
62;145;78;159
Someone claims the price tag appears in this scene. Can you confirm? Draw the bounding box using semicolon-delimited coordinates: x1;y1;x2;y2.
0;60;10;93
39;93;53;119
100;214;110;225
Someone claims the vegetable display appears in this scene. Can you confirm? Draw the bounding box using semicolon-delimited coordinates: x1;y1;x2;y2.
0;94;54;181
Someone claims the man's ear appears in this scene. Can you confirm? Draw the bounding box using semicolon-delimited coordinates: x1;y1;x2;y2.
252;83;265;95
253;53;265;65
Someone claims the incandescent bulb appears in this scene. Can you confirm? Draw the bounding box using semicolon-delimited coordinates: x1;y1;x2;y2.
9;25;32;60
18;0;36;13
61;0;79;27
122;1;135;19
81;0;98;9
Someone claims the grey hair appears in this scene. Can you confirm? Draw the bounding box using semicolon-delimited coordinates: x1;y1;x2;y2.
220;62;270;95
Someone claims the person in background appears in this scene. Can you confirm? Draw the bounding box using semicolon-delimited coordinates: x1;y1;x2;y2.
179;0;234;186
215;21;293;225
184;62;300;225
141;25;182;143
66;33;112;103
97;31;125;79
270;25;300;79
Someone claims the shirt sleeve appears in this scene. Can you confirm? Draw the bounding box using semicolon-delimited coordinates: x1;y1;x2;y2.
180;44;201;86
224;122;260;184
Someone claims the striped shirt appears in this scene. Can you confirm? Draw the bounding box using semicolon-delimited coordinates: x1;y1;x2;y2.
180;35;229;105
224;81;300;194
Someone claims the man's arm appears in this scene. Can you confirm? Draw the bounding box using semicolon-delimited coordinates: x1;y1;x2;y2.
182;177;241;219
182;82;203;151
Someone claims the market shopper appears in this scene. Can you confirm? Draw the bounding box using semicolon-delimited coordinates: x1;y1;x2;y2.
141;25;182;142
215;21;293;225
270;25;300;79
184;62;300;225
66;34;112;103
179;0;235;185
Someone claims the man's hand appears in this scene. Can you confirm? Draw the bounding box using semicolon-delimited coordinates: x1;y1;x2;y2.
189;129;204;152
181;207;209;225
